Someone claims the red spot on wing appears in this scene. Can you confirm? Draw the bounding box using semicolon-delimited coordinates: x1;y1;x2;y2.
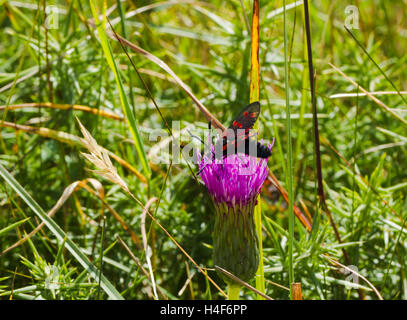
250;112;257;118
232;120;243;128
243;111;249;117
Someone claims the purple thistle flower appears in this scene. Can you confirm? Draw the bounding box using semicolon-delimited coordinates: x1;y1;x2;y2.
197;140;273;284
198;153;270;207
198;138;273;207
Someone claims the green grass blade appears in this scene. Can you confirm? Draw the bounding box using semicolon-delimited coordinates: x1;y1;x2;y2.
0;164;124;300
0;217;30;237
90;0;151;177
283;0;295;298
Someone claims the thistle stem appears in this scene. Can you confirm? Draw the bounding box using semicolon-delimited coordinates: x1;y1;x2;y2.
228;284;241;300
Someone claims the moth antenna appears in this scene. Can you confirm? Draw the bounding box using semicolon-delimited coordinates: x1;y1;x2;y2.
187;127;215;176
187;129;208;148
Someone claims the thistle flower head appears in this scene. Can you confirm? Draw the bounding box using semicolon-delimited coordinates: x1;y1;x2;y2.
197;143;272;208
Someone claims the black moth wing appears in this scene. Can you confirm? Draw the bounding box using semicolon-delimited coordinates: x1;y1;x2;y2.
217;102;261;158
223;101;260;144
228;101;260;131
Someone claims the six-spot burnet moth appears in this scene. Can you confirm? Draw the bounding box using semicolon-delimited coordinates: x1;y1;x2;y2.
196;101;273;175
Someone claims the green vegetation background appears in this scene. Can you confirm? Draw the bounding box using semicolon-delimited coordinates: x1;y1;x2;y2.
0;0;406;300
